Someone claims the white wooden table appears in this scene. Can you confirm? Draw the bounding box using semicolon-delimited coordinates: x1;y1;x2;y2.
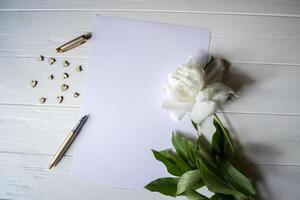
1;1;300;199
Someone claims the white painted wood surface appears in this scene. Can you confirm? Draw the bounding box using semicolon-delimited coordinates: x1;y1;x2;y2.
0;1;300;199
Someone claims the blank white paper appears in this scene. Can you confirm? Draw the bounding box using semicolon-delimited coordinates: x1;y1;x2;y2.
72;15;210;188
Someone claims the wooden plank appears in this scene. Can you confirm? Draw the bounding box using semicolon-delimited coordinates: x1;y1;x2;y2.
222;63;300;115
0;152;180;200
1;56;300;115
1;105;300;165
0;106;80;155
0;152;299;200
0;0;299;17
0;12;300;64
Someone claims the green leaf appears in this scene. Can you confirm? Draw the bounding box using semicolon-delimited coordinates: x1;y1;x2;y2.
197;136;217;169
172;132;197;168
144;177;179;197
212;119;226;157
192;180;205;190
210;194;235;200
184;190;209;200
200;160;244;197
213;114;234;152
187;144;198;169
176;169;203;195
160;150;192;172
220;161;256;196
152;150;184;176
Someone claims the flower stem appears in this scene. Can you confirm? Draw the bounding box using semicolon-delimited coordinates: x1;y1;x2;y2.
196;124;202;137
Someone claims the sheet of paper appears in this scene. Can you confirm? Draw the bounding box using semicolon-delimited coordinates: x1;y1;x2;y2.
72;15;210;188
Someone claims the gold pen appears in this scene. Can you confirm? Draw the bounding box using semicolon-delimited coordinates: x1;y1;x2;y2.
49;115;89;169
56;32;92;53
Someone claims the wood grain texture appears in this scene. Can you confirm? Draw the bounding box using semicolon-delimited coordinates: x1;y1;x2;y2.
1;152;299;200
1;12;300;64
1;0;300;199
1;0;300;17
0;152;180;200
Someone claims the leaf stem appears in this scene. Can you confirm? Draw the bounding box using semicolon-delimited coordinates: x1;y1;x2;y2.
213;113;234;152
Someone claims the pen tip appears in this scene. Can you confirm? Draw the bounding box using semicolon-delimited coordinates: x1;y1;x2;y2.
56;48;62;53
48;162;55;170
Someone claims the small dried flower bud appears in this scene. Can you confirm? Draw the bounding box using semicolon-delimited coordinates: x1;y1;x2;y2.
48;57;56;65
37;55;44;61
73;92;80;98
56;96;64;103
76;65;83;72
60;84;69;92
48;74;54;80
62;72;69;79
63;60;70;67
39;97;46;104
30;80;38;88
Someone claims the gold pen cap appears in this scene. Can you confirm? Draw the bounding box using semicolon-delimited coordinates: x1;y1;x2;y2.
56;32;92;53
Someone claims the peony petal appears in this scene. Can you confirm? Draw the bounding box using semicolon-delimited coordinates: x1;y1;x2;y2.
189;100;217;124
169;110;187;122
185;57;206;89
162;98;194;122
164;60;206;102
194;89;211;102
206;82;236;103
186;57;196;66
197;68;206;90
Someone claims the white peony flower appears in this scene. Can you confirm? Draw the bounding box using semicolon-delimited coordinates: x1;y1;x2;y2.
162;58;235;124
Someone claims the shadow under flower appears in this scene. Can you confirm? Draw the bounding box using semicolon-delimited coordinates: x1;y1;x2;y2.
212;58;271;200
